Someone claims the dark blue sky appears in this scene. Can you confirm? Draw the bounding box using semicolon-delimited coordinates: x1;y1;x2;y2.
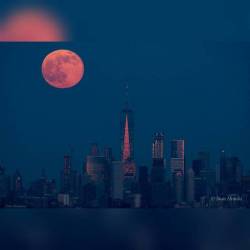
0;0;249;181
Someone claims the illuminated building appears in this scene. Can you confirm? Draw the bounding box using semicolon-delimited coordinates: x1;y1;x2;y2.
150;133;169;207
120;85;134;163
151;132;165;182
170;139;185;175
86;155;109;183
152;132;164;160
120;85;136;184
170;140;185;204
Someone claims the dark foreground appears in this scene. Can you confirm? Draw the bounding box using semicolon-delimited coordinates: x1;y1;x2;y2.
0;209;249;250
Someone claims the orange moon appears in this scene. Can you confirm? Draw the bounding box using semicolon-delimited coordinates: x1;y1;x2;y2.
42;50;84;89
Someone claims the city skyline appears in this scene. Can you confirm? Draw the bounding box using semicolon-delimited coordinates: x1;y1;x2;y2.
0;83;247;184
0;84;249;208
0;81;248;183
0;86;247;183
0;112;247;208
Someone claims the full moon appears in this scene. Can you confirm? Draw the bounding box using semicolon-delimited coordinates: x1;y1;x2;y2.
42;49;84;89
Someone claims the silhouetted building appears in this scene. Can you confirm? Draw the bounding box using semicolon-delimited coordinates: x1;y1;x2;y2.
122;160;137;206
186;168;194;204
220;151;242;195
28;177;46;197
192;152;215;201
111;161;124;206
192;152;210;176
90;143;99;156
242;176;250;194
58;193;70;207
104;147;113;162
12;169;24;196
0;165;10;206
11;169;24;205
60;155;78;196
138;166;150;207
85;146;110;207
242;176;250;207
174;171;184;204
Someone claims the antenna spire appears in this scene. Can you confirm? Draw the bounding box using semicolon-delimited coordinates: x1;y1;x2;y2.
125;83;129;108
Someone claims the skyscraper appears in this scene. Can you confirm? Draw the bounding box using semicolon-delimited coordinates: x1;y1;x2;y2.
151;132;165;182
219;151;242;195
85;144;110;207
103;147;113;162
192;151;210;176
152;132;164;160
0;165;10;206
192;151;215;201
174;171;184;204
86;155;109;183
120;85;134;162
119;86;137;206
12;169;23;196
151;132;169;207
186;167;195;204
60;155;77;196
120;85;136;184
170;139;185;175
111;161;124;204
60;155;71;193
138;166;150;207
171;139;185;204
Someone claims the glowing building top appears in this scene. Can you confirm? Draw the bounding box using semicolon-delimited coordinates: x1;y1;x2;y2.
120;84;134;162
122;115;131;161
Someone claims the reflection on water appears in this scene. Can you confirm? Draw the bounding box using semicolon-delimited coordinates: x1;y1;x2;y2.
0;209;249;250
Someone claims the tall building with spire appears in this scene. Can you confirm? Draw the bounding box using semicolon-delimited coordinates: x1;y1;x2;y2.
120;85;136;206
120;84;134;162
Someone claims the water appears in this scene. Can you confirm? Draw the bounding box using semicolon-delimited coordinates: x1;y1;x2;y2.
0;209;249;250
